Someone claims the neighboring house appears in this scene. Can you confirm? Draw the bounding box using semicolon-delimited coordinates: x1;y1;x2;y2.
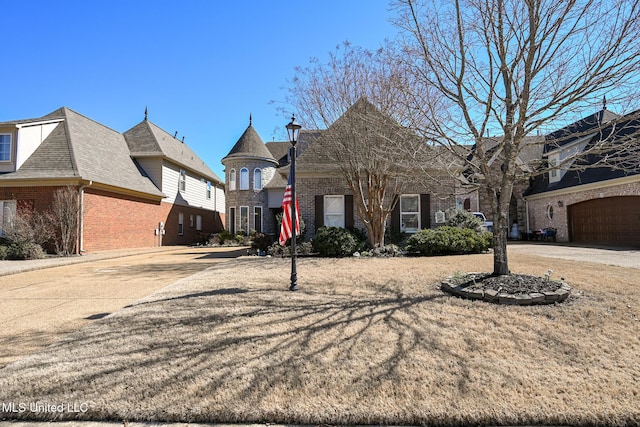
0;107;224;252
222;102;458;242
458;135;545;233
524;108;640;246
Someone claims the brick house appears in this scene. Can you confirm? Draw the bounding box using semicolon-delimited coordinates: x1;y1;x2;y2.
0;107;225;252
222;101;458;242
524;108;640;246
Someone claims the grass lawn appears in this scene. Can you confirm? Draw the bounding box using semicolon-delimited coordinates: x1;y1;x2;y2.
0;251;638;426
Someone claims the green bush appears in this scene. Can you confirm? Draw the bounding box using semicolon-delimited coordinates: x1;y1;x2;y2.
406;226;492;256
0;245;8;260
312;226;361;257
267;241;314;257
7;242;45;260
445;208;483;232
251;233;272;254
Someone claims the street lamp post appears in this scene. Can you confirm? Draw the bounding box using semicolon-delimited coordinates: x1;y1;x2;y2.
286;115;301;291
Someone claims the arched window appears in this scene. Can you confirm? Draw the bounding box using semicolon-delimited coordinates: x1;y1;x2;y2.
240;168;249;190
253;168;263;190
228;169;236;191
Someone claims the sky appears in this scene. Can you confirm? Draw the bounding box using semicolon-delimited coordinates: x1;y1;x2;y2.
1;1;399;180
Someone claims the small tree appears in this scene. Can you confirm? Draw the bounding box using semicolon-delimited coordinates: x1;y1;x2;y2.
50;186;80;256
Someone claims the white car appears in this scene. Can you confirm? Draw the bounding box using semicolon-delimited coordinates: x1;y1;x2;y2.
473;212;494;232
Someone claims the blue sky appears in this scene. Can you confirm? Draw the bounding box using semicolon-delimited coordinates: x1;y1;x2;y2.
2;1;398;180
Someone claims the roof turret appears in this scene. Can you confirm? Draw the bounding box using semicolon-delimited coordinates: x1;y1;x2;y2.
222;117;277;164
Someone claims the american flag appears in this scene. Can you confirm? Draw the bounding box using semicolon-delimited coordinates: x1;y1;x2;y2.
279;174;300;246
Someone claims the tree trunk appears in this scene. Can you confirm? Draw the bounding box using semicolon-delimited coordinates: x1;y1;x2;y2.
492;216;509;275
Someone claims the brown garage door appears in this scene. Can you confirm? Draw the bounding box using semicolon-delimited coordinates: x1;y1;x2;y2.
568;196;640;246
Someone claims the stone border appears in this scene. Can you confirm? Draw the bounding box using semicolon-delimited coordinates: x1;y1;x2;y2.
441;278;571;305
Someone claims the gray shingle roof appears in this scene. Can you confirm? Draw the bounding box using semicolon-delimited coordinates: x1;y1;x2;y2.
0;108;164;198
222;123;276;164
124;120;222;184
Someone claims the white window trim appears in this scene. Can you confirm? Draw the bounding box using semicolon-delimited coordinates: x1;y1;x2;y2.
239;168;249;190
179;169;187;192
0;200;17;236
178;212;184;236
229;207;236;234
254;206;263;233
229;169;237;191
400;194;421;233
240;205;250;234
196;214;202;231
206;181;212;200
253;168;263;190
0;134;12;162
324;195;345;228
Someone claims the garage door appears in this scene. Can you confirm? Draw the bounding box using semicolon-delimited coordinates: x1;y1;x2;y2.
568;196;640;246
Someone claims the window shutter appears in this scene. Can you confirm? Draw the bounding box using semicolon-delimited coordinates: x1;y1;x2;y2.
391;195;400;235
345;195;354;230
315;195;324;230
420;194;431;229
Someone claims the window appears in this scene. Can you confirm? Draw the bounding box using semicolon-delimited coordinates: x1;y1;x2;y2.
229;207;236;235
229;169;236;191
254;168;263;190
189;214;194;227
549;156;560;183
240;206;249;234
0;200;16;236
0;134;11;161
206;181;212;200
196;215;202;231
400;195;420;233
324;195;345;228
179;169;186;192
547;205;554;220
254;206;262;233
178;212;184;235
240;168;249;190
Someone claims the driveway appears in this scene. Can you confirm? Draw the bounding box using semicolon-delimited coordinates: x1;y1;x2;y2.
0;246;246;368
507;242;640;269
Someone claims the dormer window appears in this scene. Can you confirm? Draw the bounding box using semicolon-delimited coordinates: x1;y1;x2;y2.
0;134;11;161
548;155;560;183
239;168;249;190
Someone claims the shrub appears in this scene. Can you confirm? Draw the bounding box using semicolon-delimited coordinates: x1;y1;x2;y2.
312;226;361;257
445;208;483;232
0;245;8;260
7;242;45;260
251;233;272;254
406;226;492;256
267;241;314;257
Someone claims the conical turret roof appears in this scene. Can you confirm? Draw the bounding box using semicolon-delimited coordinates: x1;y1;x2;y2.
222;117;276;164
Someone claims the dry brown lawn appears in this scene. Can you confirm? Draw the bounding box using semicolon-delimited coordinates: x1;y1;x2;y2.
0;251;638;426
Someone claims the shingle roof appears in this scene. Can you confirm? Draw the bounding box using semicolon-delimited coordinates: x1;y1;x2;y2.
544;109;620;154
526;111;640;196
222;123;276;164
124;120;222;184
0;108;164;198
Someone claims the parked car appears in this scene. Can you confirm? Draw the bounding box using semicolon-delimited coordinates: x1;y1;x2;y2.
473;212;494;232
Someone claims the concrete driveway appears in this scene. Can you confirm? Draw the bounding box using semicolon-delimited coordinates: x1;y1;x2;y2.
507;242;640;269
0;246;246;368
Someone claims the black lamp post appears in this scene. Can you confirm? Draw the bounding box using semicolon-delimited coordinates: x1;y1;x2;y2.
286;115;302;291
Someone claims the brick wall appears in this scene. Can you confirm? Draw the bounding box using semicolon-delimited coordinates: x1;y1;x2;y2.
526;179;640;242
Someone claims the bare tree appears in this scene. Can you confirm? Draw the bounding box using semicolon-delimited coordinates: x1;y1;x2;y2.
286;42;430;247
393;0;640;274
50;186;80;256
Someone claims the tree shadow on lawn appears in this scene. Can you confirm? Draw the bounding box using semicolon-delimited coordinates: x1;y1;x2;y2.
0;257;636;426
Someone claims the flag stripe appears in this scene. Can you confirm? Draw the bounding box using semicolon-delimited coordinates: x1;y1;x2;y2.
279;176;300;246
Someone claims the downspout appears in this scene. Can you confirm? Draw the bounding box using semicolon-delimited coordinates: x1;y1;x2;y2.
78;180;92;254
525;197;530;238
